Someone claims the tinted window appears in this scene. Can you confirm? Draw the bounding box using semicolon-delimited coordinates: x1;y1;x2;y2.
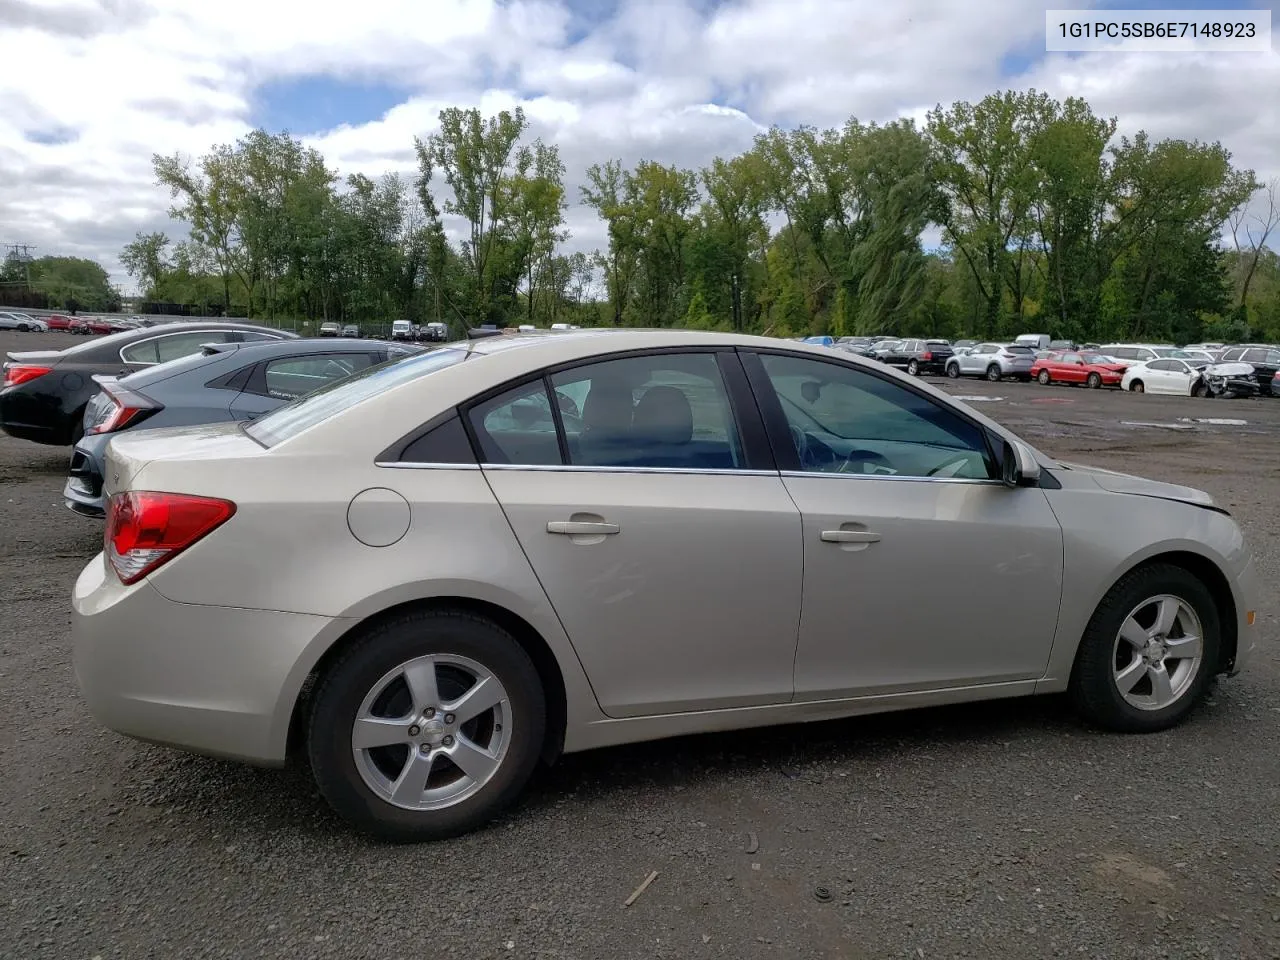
468;380;563;466
240;331;282;343
155;331;235;363
262;353;373;400
759;353;994;480
549;353;744;470
245;347;469;447
1147;360;1175;372
120;339;159;364
1004;345;1033;355
1109;347;1136;359
397;414;477;465
1061;353;1083;364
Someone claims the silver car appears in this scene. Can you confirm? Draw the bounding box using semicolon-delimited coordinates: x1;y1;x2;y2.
945;342;1036;381
73;330;1258;840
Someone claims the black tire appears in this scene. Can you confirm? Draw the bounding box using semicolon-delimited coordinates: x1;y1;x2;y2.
308;608;546;841
1037;369;1051;385
986;364;1002;382
1130;380;1144;393
945;363;960;379
1087;372;1102;389
1192;382;1208;398
1069;563;1220;733
907;359;919;376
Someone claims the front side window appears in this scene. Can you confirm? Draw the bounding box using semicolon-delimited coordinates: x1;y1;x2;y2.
758;353;995;480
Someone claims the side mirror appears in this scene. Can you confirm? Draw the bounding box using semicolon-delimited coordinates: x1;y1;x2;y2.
1001;438;1041;488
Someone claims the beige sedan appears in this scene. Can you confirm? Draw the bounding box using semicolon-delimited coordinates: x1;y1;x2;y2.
72;330;1259;840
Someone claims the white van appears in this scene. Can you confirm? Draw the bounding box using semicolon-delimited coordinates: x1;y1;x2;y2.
391;319;413;341
1015;333;1050;350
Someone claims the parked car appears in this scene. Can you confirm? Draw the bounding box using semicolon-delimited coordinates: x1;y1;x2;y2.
1030;351;1127;389
71;330;1259;840
319;322;341;337
868;339;901;361
1099;344;1200;364
64;338;423;517
1015;334;1050;350
391;319;414;341
1;321;296;445
945;342;1036;381
881;338;954;376
341;324;361;338
1120;358;1214;397
1216;345;1280;397
0;311;45;332
422;322;449;342
1201;361;1261;399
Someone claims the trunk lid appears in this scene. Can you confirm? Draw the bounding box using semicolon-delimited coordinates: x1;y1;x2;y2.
5;348;65;366
101;421;265;500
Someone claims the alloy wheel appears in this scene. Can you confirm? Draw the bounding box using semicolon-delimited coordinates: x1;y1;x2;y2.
1111;595;1203;711
351;654;511;811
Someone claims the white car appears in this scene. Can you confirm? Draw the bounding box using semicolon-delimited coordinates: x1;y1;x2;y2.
1121;358;1211;396
73;330;1258;840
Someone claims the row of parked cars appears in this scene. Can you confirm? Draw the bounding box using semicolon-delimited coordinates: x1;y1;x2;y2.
2;320;1255;842
799;334;1280;400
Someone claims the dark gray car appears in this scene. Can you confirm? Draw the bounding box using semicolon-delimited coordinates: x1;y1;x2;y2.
64;337;424;517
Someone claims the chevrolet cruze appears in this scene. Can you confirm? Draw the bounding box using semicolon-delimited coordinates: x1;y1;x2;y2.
72;330;1258;840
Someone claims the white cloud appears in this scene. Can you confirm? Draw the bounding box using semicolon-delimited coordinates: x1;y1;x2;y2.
0;0;1276;295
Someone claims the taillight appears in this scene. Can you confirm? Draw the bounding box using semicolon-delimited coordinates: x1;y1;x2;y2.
105;491;236;585
921;351;932;361
3;364;52;387
85;382;161;435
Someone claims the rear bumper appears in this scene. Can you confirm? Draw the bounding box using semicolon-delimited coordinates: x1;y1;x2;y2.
72;556;351;765
0;387;72;444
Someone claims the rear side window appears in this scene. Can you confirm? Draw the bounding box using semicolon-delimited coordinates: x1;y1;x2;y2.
261;353;373;400
245;348;469;447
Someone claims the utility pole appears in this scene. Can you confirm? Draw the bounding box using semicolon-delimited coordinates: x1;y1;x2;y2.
4;244;36;292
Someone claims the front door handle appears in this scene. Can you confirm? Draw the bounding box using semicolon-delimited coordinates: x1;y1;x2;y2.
547;521;619;535
820;529;881;543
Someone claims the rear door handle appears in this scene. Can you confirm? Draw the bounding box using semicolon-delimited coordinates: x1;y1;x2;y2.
547;521;619;535
820;530;881;543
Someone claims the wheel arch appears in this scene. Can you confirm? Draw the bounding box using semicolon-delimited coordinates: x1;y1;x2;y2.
286;596;571;768
1080;550;1239;677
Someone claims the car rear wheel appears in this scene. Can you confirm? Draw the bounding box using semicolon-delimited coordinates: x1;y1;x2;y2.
907;359;919;376
1037;370;1051;385
1087;372;1102;389
1130;380;1144;393
986;364;1002;382
308;608;546;841
1069;563;1218;733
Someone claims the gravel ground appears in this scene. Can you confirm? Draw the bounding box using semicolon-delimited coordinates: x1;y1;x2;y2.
1;330;1278;960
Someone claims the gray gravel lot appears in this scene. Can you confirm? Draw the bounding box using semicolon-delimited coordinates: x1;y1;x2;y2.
1;330;1277;959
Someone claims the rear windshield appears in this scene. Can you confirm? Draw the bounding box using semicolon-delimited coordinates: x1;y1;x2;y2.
244;347;470;447
925;340;951;347
1005;345;1034;354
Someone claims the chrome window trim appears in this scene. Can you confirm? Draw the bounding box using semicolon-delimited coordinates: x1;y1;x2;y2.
376;461;999;483
478;464;779;477
375;461;482;471
778;470;1003;486
118;329;284;366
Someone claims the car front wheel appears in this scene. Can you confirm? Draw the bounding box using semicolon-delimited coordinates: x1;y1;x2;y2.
1069;563;1219;733
946;363;960;378
308;608;546;841
1037;370;1051;385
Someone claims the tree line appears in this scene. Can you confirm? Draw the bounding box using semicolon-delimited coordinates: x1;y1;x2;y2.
104;87;1280;344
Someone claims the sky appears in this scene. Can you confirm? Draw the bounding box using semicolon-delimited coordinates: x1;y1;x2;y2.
1;0;1277;295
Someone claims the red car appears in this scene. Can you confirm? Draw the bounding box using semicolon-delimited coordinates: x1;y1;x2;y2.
43;314;74;331
1030;351;1127;389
